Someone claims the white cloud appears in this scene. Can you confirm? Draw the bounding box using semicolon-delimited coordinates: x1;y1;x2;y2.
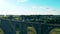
24;6;60;15
0;0;4;5
0;0;60;15
0;5;60;15
17;0;28;3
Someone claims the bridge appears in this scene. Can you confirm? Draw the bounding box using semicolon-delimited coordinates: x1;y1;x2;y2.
0;18;60;34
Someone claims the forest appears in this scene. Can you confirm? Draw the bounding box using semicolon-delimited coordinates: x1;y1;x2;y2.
0;15;60;24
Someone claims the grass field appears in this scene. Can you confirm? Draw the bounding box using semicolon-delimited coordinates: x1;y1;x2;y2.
49;28;60;34
0;28;4;34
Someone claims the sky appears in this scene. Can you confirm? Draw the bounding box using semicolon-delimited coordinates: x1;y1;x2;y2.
0;0;60;15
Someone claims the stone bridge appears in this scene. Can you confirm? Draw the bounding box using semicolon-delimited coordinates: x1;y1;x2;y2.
0;19;60;34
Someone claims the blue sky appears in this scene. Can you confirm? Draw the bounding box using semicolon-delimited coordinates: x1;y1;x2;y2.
0;0;60;15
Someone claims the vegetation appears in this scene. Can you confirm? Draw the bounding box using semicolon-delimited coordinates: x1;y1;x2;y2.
49;28;60;34
0;15;60;24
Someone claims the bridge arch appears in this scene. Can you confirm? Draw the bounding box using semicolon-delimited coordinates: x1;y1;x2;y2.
27;23;41;34
41;25;60;34
27;25;37;34
49;27;60;34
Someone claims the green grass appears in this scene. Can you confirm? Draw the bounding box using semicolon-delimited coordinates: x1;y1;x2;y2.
27;27;37;34
49;28;60;34
0;28;4;34
16;31;20;34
